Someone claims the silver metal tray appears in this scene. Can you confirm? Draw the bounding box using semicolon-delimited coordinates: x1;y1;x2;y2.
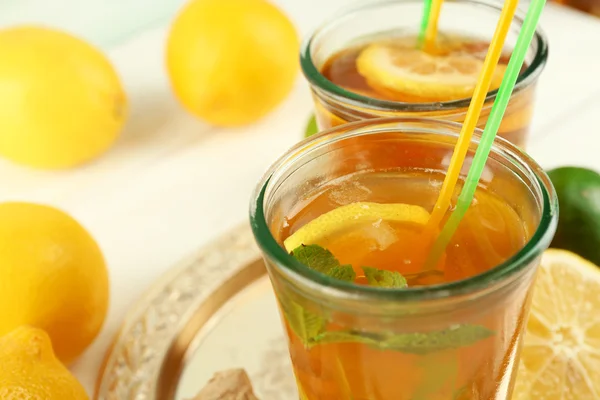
95;223;298;400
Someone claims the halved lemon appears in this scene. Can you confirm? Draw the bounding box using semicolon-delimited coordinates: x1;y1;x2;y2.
283;202;430;252
356;43;506;101
513;249;600;399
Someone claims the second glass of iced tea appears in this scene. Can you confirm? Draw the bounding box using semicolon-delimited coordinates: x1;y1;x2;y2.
250;118;557;399
301;0;548;148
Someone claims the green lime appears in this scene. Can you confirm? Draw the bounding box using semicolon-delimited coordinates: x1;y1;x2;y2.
547;166;600;266
304;114;318;138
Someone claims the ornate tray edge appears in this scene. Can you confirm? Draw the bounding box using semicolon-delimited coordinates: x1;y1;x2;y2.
94;222;262;400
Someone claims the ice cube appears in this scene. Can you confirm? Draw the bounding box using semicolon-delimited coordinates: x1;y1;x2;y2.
360;220;398;251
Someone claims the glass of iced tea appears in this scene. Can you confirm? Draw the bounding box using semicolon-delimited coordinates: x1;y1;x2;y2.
250;117;557;399
300;0;548;148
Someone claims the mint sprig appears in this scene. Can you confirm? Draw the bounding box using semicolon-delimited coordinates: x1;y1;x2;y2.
310;325;494;354
311;330;380;347
290;244;342;275
328;265;356;282
362;266;407;288
284;244;494;354
290;244;404;287
290;244;356;282
282;244;351;345
279;299;325;345
382;324;495;354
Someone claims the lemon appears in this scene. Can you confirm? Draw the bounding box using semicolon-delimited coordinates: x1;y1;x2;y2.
0;202;109;364
356;42;506;101
0;326;89;399
166;0;299;126
0;26;127;169
283;202;430;252
513;249;600;399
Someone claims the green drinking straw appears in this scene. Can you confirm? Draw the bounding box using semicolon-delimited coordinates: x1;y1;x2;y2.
418;0;433;45
424;0;548;267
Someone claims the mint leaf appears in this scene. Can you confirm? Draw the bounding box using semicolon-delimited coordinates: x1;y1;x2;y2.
362;266;407;288
311;330;380;347
282;244;347;347
328;265;356;282
382;325;494;354
290;244;340;275
291;244;356;283
286;246;493;357
310;325;494;355
279;298;325;346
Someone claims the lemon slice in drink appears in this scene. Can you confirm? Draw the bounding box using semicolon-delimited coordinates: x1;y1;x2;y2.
283;202;429;252
513;249;600;399
356;43;506;101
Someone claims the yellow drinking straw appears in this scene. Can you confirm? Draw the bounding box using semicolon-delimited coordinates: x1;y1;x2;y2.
422;0;444;51
423;0;520;236
424;0;548;269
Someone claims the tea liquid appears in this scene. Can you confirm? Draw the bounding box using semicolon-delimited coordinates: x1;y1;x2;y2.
314;32;534;147
321;33;513;103
282;169;528;285
279;169;534;399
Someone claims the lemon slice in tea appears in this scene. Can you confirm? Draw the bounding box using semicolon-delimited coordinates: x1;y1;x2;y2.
513;249;600;399
356;43;506;101
283;202;429;252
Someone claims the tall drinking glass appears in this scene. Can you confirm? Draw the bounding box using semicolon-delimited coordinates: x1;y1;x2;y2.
250;117;557;399
301;0;548;148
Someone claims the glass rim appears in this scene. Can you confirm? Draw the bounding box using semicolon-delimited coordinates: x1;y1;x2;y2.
300;0;549;113
250;117;558;302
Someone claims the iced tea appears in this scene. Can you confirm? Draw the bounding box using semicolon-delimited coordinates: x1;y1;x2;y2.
301;0;548;148
250;118;557;400
280;170;533;399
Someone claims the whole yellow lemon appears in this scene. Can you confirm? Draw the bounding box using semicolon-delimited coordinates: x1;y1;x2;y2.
0;26;127;169
0;202;109;364
0;326;89;399
166;0;299;126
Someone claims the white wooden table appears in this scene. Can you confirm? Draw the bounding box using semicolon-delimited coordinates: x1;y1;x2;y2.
1;0;600;395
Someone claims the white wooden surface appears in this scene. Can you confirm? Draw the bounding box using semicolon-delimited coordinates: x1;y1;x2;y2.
1;0;600;395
